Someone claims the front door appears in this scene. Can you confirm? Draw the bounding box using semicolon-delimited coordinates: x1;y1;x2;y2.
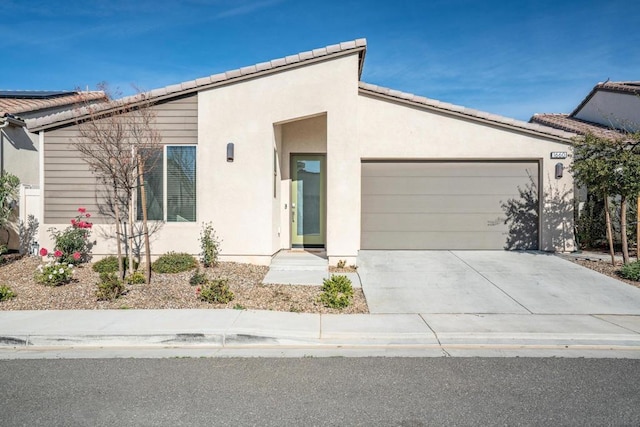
291;155;325;248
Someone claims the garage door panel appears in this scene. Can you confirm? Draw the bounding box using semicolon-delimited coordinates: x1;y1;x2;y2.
362;231;511;250
361;161;539;250
362;213;507;232
362;176;533;196
363;195;514;214
362;161;538;178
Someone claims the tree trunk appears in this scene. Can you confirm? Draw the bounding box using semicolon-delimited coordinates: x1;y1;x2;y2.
604;196;616;266
637;194;640;261
113;185;124;280
621;196;629;264
138;154;152;284
128;194;135;277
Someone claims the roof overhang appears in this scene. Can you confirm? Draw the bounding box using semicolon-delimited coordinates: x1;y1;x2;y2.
30;39;368;132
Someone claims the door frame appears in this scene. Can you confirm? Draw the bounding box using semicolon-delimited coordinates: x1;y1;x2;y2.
290;153;326;248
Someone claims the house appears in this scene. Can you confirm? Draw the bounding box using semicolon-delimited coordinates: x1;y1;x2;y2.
0;90;106;250
531;81;640;138
26;39;576;265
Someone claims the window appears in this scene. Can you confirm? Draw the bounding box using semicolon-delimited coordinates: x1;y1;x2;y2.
138;145;196;222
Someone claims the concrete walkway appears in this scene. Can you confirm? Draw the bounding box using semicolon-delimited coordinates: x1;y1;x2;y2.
1;309;639;358
263;250;361;287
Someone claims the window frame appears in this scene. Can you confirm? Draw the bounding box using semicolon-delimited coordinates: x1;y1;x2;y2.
138;144;197;223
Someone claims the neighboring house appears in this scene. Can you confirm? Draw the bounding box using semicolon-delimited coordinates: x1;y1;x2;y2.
531;81;640;138
0;90;105;250
27;39;576;265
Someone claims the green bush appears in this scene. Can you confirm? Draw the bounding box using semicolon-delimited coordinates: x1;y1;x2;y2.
619;261;640;281
0;284;16;301
189;269;208;286
197;278;234;304
96;273;125;301
199;222;221;268
152;252;197;274
35;261;74;286
92;256;139;274
126;271;146;285
320;274;354;309
48;208;94;264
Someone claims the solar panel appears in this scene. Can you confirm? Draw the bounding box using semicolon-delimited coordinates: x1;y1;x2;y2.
0;90;75;99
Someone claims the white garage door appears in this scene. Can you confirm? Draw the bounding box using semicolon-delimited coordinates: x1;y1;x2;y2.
361;161;540;250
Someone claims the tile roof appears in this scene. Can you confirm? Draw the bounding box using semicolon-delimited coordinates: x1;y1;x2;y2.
530;113;624;140
29;39;368;131
0;91;106;118
571;81;640;117
358;82;576;141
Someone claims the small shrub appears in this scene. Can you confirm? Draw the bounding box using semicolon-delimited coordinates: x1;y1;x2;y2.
35;261;74;286
336;259;346;268
197;278;234;304
92;256;138;274
233;303;246;310
48;208;94;264
199;222;221;268
126;271;146;284
152;252;197;273
96;273;125;301
189;269;208;286
619;261;640;281
320;274;354;309
0;285;16;301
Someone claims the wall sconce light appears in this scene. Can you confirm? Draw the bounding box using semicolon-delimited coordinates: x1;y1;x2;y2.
555;162;563;179
226;143;234;162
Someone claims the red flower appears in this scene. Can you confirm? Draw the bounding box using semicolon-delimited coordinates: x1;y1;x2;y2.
78;207;86;213
85;213;91;218
39;248;48;256
54;250;63;258
71;219;77;226
196;287;201;293
73;252;81;260
86;222;93;229
78;221;86;228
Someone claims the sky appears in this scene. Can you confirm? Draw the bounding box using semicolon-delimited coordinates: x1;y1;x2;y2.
2;0;639;121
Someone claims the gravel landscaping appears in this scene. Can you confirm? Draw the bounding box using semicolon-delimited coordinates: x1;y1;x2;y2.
0;255;368;314
572;258;640;289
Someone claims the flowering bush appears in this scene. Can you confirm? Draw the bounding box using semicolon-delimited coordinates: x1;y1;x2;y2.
47;208;94;264
35;260;74;286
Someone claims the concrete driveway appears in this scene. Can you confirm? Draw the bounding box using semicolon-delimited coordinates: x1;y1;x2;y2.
357;251;640;314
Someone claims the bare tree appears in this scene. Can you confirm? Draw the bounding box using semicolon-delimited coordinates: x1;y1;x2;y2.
72;85;161;282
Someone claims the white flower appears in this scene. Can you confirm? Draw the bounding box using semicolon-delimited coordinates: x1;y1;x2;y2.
59;268;64;274
48;274;53;279
68;264;73;268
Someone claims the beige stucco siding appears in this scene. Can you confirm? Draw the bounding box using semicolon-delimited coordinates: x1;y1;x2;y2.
197;54;360;261
355;94;575;252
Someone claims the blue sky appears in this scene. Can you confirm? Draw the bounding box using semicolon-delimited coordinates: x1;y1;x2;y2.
2;0;638;121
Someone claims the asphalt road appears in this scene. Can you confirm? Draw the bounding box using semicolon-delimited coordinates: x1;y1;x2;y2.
1;358;639;426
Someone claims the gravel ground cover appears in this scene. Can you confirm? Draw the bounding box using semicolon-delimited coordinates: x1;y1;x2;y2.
572;258;640;289
0;255;368;314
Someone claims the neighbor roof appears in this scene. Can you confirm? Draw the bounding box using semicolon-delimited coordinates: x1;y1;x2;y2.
359;82;575;142
530;113;624;140
28;39;368;131
571;81;640;117
0;90;106;117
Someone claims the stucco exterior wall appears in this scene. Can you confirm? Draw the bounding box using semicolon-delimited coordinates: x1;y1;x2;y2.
575;91;640;131
197;54;360;263
355;94;575;252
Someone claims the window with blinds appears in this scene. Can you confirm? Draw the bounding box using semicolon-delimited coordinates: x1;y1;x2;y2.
137;146;196;222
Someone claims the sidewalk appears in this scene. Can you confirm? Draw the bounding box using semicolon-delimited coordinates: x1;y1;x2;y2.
1;309;640;358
